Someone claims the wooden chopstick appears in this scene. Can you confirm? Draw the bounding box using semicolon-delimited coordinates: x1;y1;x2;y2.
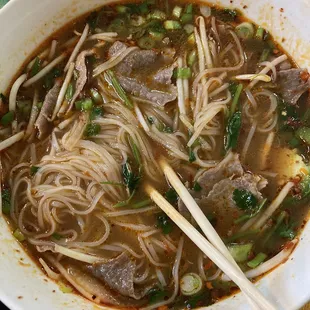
145;184;275;310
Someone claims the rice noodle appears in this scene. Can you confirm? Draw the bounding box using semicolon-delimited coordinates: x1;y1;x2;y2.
0;131;25;151
9;74;27;111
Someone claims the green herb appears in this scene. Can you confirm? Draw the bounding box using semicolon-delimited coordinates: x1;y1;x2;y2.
132;199;153;209
65;83;74;101
122;162;141;195
172;6;183;19
90;88;103;105
263;211;287;245
149;9;166;20
247;252;267;268
149;30;164;41
228;243;253;263
184;290;211;308
234;198;266;224
129;137;142;166
31;57;42;77
211;8;238;22
2;188;11;215
30;166;40;176
233;189;258;211
235;22;254;40
173;67;192;79
0;111;14;126
148;287;168;304
165;188;178;204
193;181;202;192
13;228;25;242
288;136;300;148
276;220;296;240
126;1;150;14
52;233;63;240
90;107;104;120
84;123;101;137
158;122;173;133
225;111;242;151
157;212;173;234
138;36;156;49
230;83;243;116
184;3;193;14
189;148;196;163
147;116;155;124
106;70;133;109
44;68;62;90
116;5;129;13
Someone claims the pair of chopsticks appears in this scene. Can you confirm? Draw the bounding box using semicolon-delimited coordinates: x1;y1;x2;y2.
145;156;276;310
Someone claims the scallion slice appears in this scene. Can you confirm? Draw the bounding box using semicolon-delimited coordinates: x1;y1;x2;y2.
180;273;203;296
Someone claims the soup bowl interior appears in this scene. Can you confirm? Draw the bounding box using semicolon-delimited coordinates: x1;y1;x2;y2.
0;0;310;309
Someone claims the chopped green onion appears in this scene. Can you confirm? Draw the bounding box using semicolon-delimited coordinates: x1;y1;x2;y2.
296;127;310;145
65;83;74;101
84;123;101;137
1;111;14;126
172;6;183;19
150;9;166;20
149;30;164;41
75;98;94;111
260;48;271;62
2;188;11;215
44;67;62;90
188;50;197;67
31;57;42;77
184;24;195;34
138;36;156;49
164;20;182;30
157;212;173;234
193;181;202;192
116;5;129;13
30;166;40;176
13;228;25;242
59;281;73;294
180;13;193;24
184;3;193;14
90;106;104;120
230;84;243;116
90;88;103;105
106;70;133;109
235;22;254;40
165;188;178;204
188;33;195;44
247;253;267;268
255;26;265;40
132;199;153;209
174;67;192;79
228;243;253;263
180;273;203;296
263;211;288;245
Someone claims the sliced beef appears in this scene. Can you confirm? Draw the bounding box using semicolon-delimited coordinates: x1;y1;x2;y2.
196;153;244;196
118;76;177;106
35;80;61;139
87;252;150;300
199;174;267;236
69;49;94;110
67;264;143;307
278;69;310;105
108;41;177;106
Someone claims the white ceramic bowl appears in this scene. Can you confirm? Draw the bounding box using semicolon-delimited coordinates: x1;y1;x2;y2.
0;1;309;309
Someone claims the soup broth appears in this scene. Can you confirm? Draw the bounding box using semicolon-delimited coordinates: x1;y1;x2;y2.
1;1;309;309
